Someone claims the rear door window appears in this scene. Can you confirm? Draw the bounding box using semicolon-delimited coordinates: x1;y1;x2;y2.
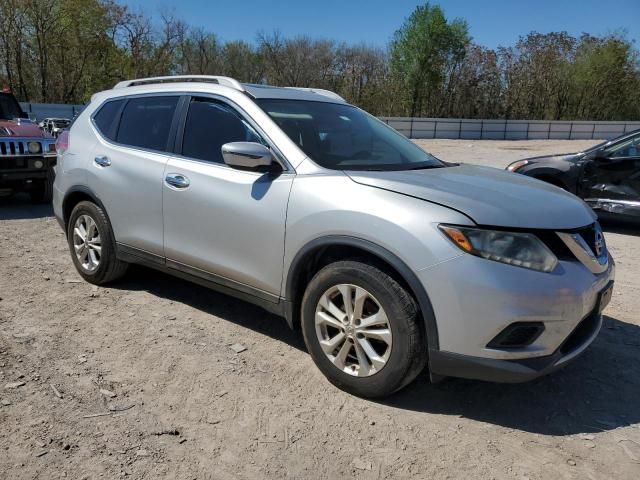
93;99;124;141
181;97;264;164
116;96;179;152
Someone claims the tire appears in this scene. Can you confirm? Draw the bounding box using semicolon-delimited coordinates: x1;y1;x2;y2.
67;200;128;285
29;167;54;204
301;260;427;398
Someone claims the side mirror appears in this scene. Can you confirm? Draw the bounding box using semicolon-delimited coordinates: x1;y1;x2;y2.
221;142;275;170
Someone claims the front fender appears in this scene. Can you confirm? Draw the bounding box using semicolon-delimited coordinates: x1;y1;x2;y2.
282;173;474;348
518;161;582;193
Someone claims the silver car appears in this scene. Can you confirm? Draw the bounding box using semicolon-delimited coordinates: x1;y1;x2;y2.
52;76;615;397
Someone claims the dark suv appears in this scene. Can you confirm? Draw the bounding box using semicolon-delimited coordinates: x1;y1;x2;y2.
0;92;57;202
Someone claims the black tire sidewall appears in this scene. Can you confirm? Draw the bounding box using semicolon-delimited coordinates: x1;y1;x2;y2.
28;169;54;204
67;201;116;283
301;261;422;397
43;168;54;202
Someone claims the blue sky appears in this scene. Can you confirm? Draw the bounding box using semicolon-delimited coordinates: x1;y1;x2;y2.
127;0;639;49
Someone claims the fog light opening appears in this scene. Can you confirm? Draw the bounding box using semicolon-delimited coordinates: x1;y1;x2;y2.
487;322;545;349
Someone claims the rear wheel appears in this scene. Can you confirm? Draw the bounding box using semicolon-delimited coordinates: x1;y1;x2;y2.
301;260;426;398
67;201;128;284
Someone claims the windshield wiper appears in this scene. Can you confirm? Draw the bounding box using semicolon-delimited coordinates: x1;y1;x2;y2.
405;164;445;171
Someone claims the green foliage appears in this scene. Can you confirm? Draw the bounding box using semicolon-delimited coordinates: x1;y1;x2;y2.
0;0;638;120
389;3;470;117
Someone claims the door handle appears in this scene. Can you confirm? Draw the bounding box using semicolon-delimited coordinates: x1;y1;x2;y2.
94;155;111;167
165;173;190;189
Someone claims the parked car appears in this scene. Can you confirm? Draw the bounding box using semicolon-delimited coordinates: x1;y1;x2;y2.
41;117;71;138
506;129;640;221
53;76;614;397
0;91;57;202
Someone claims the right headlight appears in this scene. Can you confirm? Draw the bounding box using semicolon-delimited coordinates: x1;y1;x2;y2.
439;225;558;273
506;159;529;172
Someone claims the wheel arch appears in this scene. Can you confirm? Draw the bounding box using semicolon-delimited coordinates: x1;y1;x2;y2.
62;186;110;234
531;173;569;190
521;165;575;192
284;235;439;350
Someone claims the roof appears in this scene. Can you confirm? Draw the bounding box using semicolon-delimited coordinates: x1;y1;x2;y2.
102;75;347;105
242;84;346;104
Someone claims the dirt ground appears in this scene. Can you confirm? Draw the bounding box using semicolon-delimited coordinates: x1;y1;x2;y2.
1;140;639;480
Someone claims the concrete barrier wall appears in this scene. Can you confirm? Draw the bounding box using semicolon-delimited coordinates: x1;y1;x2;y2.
380;118;640;140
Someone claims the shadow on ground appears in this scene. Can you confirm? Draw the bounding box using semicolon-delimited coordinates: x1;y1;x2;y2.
0;194;53;220
383;314;640;436
3;197;636;436
117;266;639;437
601;218;640;237
116;265;306;352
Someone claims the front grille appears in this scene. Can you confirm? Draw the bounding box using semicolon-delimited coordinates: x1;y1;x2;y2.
0;139;54;156
0;139;28;155
573;223;605;258
534;230;575;260
531;222;608;268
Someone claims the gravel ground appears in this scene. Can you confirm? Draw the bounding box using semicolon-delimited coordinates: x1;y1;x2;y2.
1;140;639;479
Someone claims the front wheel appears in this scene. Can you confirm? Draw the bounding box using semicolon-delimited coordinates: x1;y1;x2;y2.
301;260;427;398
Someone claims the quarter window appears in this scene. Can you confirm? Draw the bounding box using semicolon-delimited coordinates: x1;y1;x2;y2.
116;96;179;151
181;98;264;164
93;99;124;141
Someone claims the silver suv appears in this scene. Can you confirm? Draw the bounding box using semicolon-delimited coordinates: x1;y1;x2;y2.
53;76;615;397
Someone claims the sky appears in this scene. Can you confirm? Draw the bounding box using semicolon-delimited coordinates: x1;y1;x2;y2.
126;0;640;49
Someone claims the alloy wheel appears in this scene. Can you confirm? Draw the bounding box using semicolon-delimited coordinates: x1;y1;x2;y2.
72;214;102;272
315;284;392;377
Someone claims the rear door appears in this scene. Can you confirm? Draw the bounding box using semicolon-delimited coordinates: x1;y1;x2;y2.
162;96;293;299
88;95;180;259
580;133;640;215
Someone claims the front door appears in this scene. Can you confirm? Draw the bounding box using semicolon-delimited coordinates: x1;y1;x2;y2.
162;96;293;299
580;133;640;216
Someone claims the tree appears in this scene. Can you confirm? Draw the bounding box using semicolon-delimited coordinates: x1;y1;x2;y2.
568;34;640;120
389;3;470;117
0;0;638;121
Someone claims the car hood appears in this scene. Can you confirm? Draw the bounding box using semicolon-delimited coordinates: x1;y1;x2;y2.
346;164;596;229
522;152;583;163
0;119;47;138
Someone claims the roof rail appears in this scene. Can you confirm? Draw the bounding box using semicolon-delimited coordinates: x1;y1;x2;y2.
113;75;245;92
284;87;345;102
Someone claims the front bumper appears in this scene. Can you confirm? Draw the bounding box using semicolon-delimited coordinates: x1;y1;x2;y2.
419;249;615;382
429;309;603;382
0;155;56;186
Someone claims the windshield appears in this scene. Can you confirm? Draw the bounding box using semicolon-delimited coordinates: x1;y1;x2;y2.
582;130;640;154
0;93;24;120
257;99;444;171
